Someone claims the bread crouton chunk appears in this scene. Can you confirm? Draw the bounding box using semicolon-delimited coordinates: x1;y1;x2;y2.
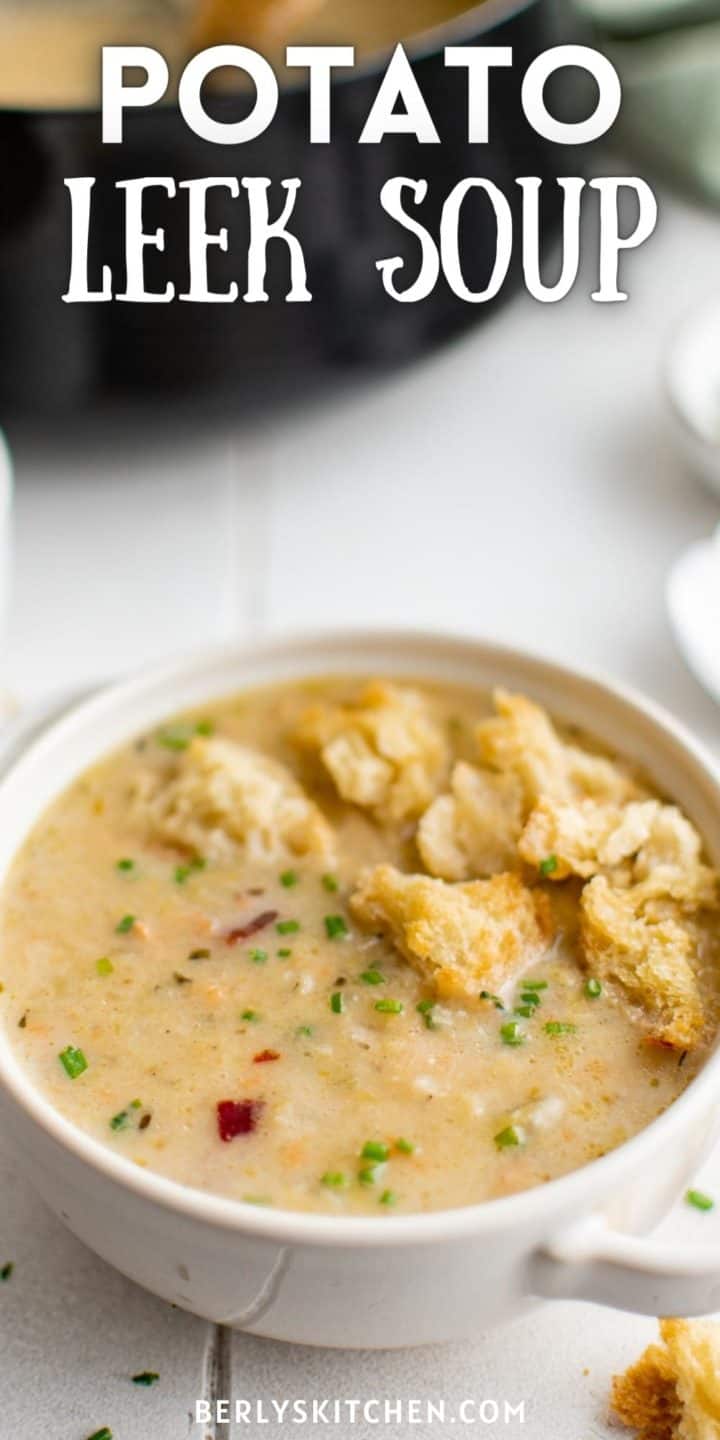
612;1318;720;1440
519;798;717;909
580;876;703;1050
294;682;448;823
349;864;553;1004
418;762;524;880
134;736;334;865
476;689;640;810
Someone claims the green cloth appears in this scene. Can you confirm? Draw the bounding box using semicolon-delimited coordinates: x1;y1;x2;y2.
576;0;720;203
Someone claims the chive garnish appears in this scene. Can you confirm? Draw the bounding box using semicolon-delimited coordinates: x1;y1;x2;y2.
395;1138;415;1155
321;1171;348;1189
322;874;339;892
585;978;602;999
116;914;135;935
324;915;349;941
116;858;134;872
520;992;542;1007
480;990;504;1010
110;1111;129;1132
59;1045;88;1079
241;1010;260;1022
132;1372;159;1386
174;857;205;885
277;948;292;958
379;1190;397;1206
130;1099;142;1109
494;1125;524;1150
375;999;403;1015
0;1262;13;1281
195;719;214;737
296;1024;314;1037
417;999;437;1029
514;1005;537;1019
522;980;548;992
361;1141;389;1162
280;870;299;888
500;1021;524;1047
358;1165;381;1186
687;1189;715;1212
544;1022;577;1036
157;720;212;751
243;1194;272;1207
539;855;559;876
276;919;300;935
330;992;345;1015
360;969;385;986
96;957;113;976
86;1430;113;1440
249;948;268;965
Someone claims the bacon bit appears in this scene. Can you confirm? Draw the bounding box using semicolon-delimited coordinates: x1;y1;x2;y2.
253;1049;280;1064
225;911;278;946
217;1098;264;1142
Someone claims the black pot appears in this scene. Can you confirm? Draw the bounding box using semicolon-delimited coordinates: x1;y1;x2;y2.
0;0;581;417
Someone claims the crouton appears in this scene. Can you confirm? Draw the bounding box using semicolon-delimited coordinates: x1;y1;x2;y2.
612;1318;720;1440
476;689;640;811
349;864;553;1004
580;876;703;1050
632;807;718;913
293;682;448;823
134;736;334;865
418;762;524;880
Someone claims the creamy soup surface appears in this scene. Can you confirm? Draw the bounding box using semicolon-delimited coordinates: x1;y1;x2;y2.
0;0;474;109
1;675;718;1216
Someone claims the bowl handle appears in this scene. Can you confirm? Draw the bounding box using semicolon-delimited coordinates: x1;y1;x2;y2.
531;1215;720;1316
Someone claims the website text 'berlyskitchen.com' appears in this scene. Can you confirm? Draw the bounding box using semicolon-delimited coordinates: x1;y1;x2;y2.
195;1397;527;1426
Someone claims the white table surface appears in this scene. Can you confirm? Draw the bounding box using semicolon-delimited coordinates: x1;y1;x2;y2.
2;183;720;1438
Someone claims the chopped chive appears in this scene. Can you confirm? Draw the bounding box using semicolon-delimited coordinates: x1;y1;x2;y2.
360;969;385;986
116;858;135;872
296;1024;314;1037
544;1021;577;1037
157;720;211;751
174;856;205;885
480;990;504;1010
243;1194;272;1207
417;999;437;1029
330;991;345;1015
539;855;559;877
686;1189;715;1212
132;1372;159;1386
379;1189;397;1206
494;1125;524;1150
358;1165;381;1186
375;999;403;1015
321;1171;348;1190
249;948;268;965
276;919;300;936
585;978;603;999
514;1005;537;1019
130;1099;142;1109
324;914;349;941
241;1009;261;1022
395;1138;415;1155
189;948;211;961
86;1430;113;1440
115;914;135;935
96;957;114;976
0;1262;13;1281
522;980;548;992
322;874;339;892
361;1140;389;1162
59;1045;88;1079
280;870;299;888
520;992;542;1007
500;1021;525;1047
277;948;292;958
110;1110;129;1132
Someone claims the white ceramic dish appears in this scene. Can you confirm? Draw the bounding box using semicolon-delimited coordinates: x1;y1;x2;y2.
667;526;720;708
665;299;720;498
1;630;720;1349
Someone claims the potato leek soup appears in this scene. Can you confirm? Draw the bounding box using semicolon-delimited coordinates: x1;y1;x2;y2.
2;678;719;1216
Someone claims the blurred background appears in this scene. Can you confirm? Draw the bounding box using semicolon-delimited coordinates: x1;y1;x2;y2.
0;0;718;738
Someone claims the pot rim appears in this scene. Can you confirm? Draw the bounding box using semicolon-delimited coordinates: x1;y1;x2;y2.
0;0;538;118
0;624;718;1249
